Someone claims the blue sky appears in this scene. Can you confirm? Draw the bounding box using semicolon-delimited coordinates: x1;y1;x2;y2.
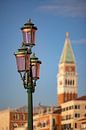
0;0;86;109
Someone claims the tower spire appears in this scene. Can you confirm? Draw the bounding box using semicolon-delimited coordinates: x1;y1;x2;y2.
60;32;75;64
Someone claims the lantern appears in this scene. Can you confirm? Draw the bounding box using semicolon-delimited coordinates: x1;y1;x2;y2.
30;53;41;80
15;46;31;72
21;19;37;47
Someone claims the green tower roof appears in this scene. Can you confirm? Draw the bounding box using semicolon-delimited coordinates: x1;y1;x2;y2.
60;32;75;64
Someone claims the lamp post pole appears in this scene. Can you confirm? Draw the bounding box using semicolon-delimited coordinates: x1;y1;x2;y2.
27;88;33;130
14;19;41;130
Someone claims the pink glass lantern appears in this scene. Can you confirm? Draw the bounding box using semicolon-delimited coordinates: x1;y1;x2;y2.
21;19;37;47
30;53;41;80
15;47;31;72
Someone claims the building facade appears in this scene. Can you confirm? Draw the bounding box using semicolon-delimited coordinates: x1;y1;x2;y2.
33;106;61;130
14;106;61;130
61;96;86;130
0;108;27;130
78;117;86;130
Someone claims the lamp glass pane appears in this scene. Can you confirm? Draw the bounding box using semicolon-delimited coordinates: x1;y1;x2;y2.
32;62;40;79
23;31;31;44
37;63;40;79
32;64;37;79
25;54;30;71
32;30;35;44
22;28;36;46
16;55;25;72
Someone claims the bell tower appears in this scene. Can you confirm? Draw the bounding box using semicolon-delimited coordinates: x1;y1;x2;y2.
57;32;78;106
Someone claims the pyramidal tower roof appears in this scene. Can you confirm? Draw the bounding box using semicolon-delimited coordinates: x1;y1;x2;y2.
60;32;75;64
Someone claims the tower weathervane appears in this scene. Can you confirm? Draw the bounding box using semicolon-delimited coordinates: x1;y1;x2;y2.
66;32;69;38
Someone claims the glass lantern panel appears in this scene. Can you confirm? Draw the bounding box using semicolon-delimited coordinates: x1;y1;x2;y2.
25;54;30;71
22;28;31;44
36;63;40;79
32;62;40;79
23;31;31;44
16;55;25;72
32;30;35;44
32;64;37;79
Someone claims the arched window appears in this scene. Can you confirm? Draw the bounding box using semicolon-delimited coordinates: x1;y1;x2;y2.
65;79;67;85
70;80;72;85
73;80;74;85
68;80;70;85
13;114;19;120
21;114;25;120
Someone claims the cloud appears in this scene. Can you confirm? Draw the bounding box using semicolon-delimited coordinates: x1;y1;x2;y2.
72;39;86;44
38;0;86;17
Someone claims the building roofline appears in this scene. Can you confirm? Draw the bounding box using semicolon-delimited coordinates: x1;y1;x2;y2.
75;95;86;100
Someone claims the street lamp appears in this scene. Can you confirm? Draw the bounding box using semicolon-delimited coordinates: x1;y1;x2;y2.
14;19;41;130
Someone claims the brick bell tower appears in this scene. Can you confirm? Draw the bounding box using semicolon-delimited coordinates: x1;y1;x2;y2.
57;32;78;106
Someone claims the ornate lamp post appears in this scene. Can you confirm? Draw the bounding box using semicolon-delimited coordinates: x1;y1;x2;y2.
15;19;41;130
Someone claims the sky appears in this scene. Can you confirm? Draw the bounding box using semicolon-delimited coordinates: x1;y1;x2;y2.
0;0;86;109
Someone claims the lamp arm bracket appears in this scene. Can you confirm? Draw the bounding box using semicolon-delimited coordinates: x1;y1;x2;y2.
19;72;26;83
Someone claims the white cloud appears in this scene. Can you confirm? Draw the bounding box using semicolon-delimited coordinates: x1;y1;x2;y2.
72;39;86;44
38;0;86;17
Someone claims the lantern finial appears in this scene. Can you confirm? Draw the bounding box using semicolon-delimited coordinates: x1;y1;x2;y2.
29;18;32;23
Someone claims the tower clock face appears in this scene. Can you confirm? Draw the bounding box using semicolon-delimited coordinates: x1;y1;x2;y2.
65;66;75;72
69;67;72;71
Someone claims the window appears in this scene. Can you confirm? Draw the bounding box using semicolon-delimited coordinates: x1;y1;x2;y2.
52;119;55;127
21;114;25;120
13;114;19;120
84;113;86;117
75;113;80;118
65;115;71;120
42;122;46;127
71;105;74;109
78;105;80;109
75;105;77;109
73;80;74;85
68;80;70;85
70;80;72;85
62;108;65;112
69;115;71;119
66;107;68;111
69;106;71;110
75;113;77;117
75;123;77;128
65;79;67;85
75;105;80;109
66;115;69;120
69;105;74;110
